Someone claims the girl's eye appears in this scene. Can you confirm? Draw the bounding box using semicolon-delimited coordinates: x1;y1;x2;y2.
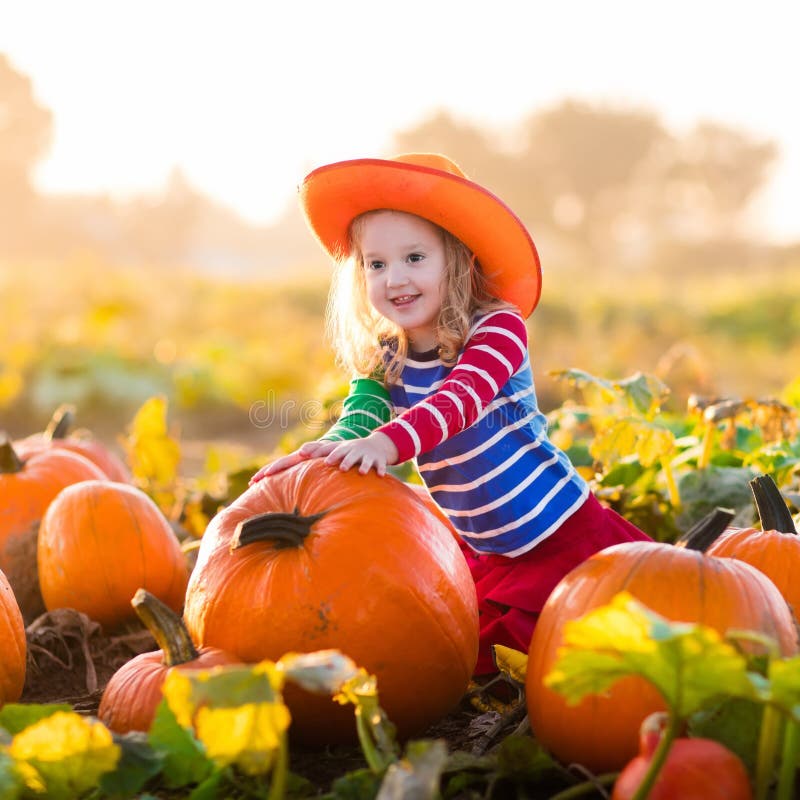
407;253;424;263
366;260;385;271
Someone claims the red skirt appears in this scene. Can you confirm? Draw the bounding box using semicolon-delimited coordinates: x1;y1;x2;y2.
460;493;652;674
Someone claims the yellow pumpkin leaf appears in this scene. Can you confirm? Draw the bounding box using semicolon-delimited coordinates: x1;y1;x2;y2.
122;395;181;513
491;644;529;685
163;661;283;731
590;417;675;468
8;711;120;800
333;670;378;708
194;702;291;776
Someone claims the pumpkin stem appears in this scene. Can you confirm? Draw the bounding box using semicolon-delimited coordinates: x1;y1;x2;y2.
44;403;76;441
751;474;797;535
0;436;24;474
676;507;735;551
231;507;326;551
131;588;199;667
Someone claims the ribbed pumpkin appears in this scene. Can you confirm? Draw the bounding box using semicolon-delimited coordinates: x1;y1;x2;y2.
706;474;800;615
0;436;106;621
0;568;26;706
526;509;798;774
183;459;479;744
37;480;189;629
13;404;131;483
98;589;238;733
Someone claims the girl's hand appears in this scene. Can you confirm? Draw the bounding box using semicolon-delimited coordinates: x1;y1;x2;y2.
249;440;338;484
323;432;399;476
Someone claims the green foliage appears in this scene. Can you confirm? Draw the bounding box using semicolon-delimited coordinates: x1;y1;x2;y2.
546;592;763;716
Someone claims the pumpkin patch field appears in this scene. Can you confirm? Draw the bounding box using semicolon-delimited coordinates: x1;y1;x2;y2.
1;261;800;798
0;373;798;798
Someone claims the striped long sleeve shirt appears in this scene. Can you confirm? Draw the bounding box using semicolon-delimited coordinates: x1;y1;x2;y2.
323;310;588;556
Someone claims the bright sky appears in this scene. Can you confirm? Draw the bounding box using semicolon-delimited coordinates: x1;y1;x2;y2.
2;0;799;242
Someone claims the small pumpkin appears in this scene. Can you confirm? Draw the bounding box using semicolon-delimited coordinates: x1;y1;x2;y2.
13;404;131;483
98;588;238;733
37;480;189;629
611;712;753;800
526;508;798;773
705;474;800;615
0;568;26;707
183;459;479;744
0;436;106;621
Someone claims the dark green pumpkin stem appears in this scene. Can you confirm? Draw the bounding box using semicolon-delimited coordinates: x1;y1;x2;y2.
751;474;797;535
44;403;76;441
0;437;24;474
676;507;735;551
131;588;198;667
232;507;326;551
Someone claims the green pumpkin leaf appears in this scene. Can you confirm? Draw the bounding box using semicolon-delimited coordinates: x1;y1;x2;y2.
614;372;671;417
495;735;557;781
100;730;164;797
148;700;213;789
0;703;73;736
545;592;762;718
676;465;759;528
8;711;120;800
0;751;22;800
766;656;800;718
689;697;764;774
326;767;382;799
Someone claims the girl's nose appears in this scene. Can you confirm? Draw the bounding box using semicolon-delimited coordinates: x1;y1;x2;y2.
385;263;409;287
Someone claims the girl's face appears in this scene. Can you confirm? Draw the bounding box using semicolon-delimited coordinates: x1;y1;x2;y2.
357;211;447;351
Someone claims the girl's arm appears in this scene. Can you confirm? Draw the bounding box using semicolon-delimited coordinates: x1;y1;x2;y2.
250;377;392;481
375;310;528;462
318;377;394;442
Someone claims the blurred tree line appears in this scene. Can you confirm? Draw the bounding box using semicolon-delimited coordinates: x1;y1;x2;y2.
2;53;797;277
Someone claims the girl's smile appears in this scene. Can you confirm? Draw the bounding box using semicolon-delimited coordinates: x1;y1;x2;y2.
358;210;447;351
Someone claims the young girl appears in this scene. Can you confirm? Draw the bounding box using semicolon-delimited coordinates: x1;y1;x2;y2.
251;153;651;674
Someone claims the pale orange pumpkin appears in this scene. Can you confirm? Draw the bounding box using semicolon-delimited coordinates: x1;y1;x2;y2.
13;404;131;483
706;474;800;615
98;589;238;733
526;509;798;773
37;480;189;629
0;568;26;706
0;436;106;621
183;459;479;744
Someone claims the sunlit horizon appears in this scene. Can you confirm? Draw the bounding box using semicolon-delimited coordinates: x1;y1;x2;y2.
2;0;799;242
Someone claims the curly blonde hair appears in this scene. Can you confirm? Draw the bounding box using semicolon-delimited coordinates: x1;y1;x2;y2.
325;210;511;385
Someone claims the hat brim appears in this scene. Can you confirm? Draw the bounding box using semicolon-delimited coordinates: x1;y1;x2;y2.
299;158;542;317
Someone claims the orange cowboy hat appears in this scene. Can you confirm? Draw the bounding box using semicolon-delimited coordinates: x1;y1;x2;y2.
298;153;542;318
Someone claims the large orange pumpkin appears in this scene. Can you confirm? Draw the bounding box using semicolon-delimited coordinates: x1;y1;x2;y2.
13;404;131;483
526;509;798;774
706;474;800;615
406;482;460;542
98;589;238;733
183;459;479;744
0;568;26;706
37;480;189;629
0;437;106;621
